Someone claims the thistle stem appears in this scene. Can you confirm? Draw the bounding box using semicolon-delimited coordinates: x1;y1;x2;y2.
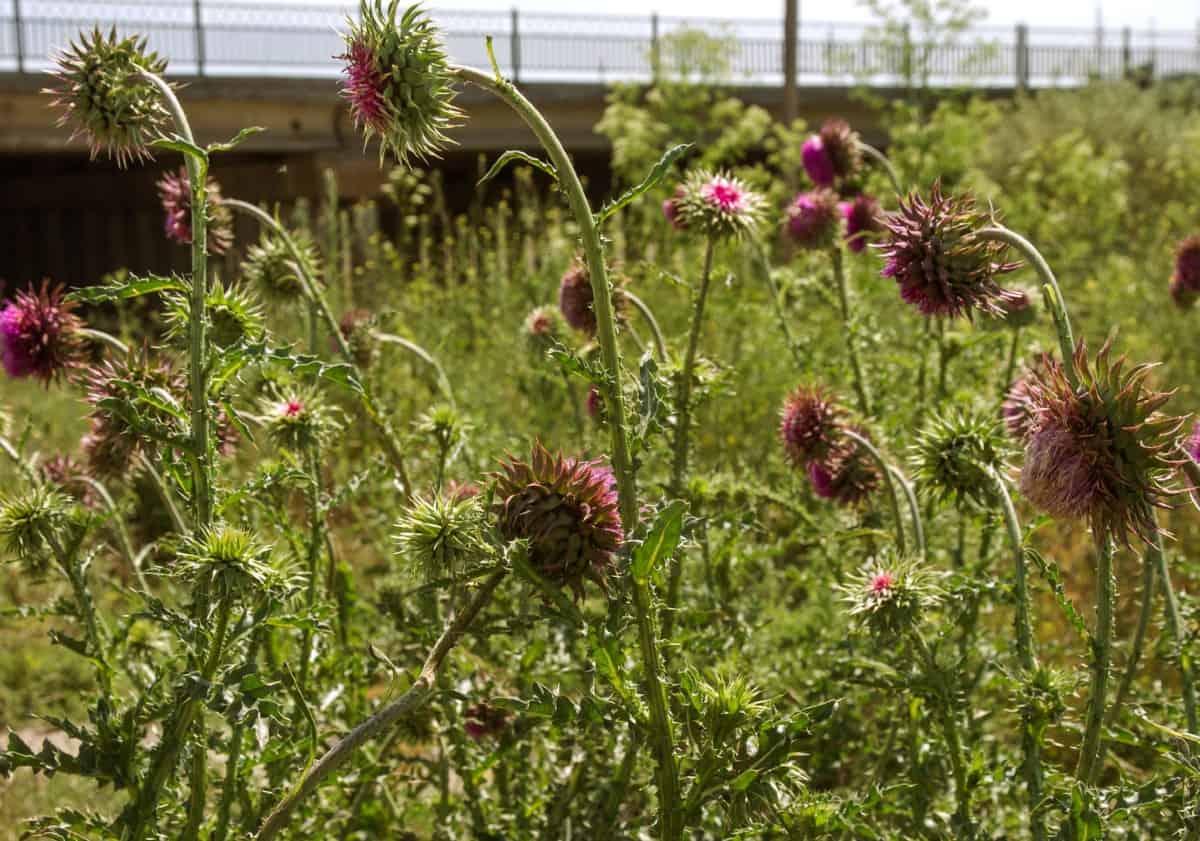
750;241;806;372
1155;529;1198;734
913;632;971;826
224;198;414;499
297;445;324;693
977;226;1077;387
254;567;507;841
842;429;906;556
832;247;871;417
619;288;668;362
77;327;129;356
664;237;717;635
858;141;904;196
888;465;925;558
1075;537;1115;784
1110;546;1157;724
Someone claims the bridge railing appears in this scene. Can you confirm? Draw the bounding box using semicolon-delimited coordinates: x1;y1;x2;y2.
1;0;1197;88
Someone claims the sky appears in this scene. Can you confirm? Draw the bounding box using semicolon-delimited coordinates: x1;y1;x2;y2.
436;0;1200;31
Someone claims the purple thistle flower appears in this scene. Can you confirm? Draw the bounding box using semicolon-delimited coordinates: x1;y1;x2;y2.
675;170;765;240
447;480;481;503
493;443;624;599
1002;367;1041;443
1017;340;1186;547
40;455;98;507
840;194;884;253
818;119;862;183
802;135;835;187
1175;234;1200;293
0;282;85;383
779;385;845;466
559;261;597;336
156;167;234;255
879;182;1022;319
1170;272;1198;309
807;429;881;507
785;189;841;251
341;39;391;139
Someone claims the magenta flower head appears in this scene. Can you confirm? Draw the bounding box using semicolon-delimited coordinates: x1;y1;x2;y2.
808;429;881;507
558;261;626;337
1186;421;1200;464
156;167;234;256
1174;234;1200;293
675;170;766;240
840;194;884;253
662;184;688;230
493;443;624;599
447;480;481;503
1170;272;1198;309
785;189;841;251
1002;365;1042;443
801;135;834;187
1;282;85;383
340;0;462;165
841;554;941;637
524;304;564;352
45;28;169;167
39;455;98;508
586;385;604;421
982;285;1039;331
779;385;845;466
464;702;510;740
880;182;1022;319
1018;340;1186;547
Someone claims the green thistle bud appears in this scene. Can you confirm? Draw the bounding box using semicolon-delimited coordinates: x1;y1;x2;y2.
164;281;265;349
841;554;942;638
340;0;463;166
45;27;170;167
394;493;488;583
910;409;1009;510
415;404;467;454
241;230;321;304
176;524;280;598
260;387;342;452
0;486;73;567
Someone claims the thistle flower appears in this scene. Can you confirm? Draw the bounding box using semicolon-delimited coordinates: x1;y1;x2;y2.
1002;367;1042;444
779;385;844;466
911;409;1008;509
879;183;1021;319
982;285;1038;331
242;229;321;304
260;387;342;452
1174;234;1200;297
524;305;563;352
586;385;604;421
1018;340;1186;547
558;261;626;337
156;167;234;255
0;282;85;383
807;429;881;506
493;443;624;599
340;0;463;165
84;351;185;476
662;185;687;230
818;119;863;183
841;555;942;637
801;135;835;187
1170;272;1198;309
447;480;481;502
45;28;169;166
176;524;279;598
840;194;884;253
164;281;264;349
1186;420;1200;464
784;189;841;251
464;702;510;740
39;455;98;508
394;492;486;582
675;170;766;240
339;308;378;368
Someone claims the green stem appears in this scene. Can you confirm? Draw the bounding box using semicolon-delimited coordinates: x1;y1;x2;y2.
1155;529;1198;734
858;141;904;196
45;529;111;692
977;226;1077;387
913;633;970;827
297;445;324;693
888;465;925;558
1110;545;1157;724
77;327;129;356
212;631;262;841
750;241;805;372
999;327;1021;404
1075;537;1115;783
254;567;507;841
843;430;906;556
619;288;668;362
832;247;871;416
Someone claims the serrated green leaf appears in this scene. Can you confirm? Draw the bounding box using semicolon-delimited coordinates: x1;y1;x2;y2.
1026;547;1092;645
631;500;687;582
208;126;267;154
478;149;558;187
595;143;691;225
66;274;186;305
150;136;209;164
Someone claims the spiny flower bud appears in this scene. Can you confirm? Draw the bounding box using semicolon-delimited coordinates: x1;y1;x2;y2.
0;282;85;383
557;261;626;337
779;386;844;466
45;28;169;167
675;170;766;240
0;486;73;567
394;492;486;583
340;0;463;166
911;409;1008;509
84;351;185;476
808;428;881;507
880;182;1021;319
156;167;234;256
493;443;623;599
164;281;264;349
177;524;279;598
242;229;321;304
840;194;884;253
261;388;342;452
841;555;942;637
1018;339;1186;547
784;189;841;251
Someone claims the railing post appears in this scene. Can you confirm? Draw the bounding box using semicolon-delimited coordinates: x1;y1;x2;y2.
1122;26;1131;78
650;12;660;83
510;7;520;84
193;0;206;75
782;0;797;124
13;0;24;73
1015;23;1028;92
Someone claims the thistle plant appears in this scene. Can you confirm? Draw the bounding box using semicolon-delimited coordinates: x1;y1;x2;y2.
0;282;86;382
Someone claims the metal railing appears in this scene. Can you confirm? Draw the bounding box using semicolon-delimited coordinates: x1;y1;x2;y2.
2;1;1198;88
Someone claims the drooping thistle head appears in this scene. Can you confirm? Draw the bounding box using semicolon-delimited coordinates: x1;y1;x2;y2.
524;305;564;352
156;167;234;256
176;525;280;600
340;0;463;165
807;429;881;507
674;170;766;240
0;282;86;383
840;194;884;254
779;385;845;466
557;260;627;337
394;492;488;583
260;387;342;453
801;134;834;188
841;554;942;637
1018;339;1186;547
492;443;624;599
164;281;264;349
0;486;74;567
45;27;169;166
880;182;1021;319
911;409;1008;509
241;229;321;304
784;189;841;251
338;308;378;368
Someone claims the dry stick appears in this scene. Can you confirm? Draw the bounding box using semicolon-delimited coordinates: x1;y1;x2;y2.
254;568;507;841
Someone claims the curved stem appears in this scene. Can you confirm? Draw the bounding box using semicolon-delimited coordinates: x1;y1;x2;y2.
373;331;456;408
619;289;668;362
832;248;871;416
77;327;129;356
254;567;507;841
999;327;1021;404
138;453;188;534
749;241;805;372
79;476;146;592
1110;546;1157;723
1075;537;1115;783
888;465;925;558
225;198;413;499
843;429;906;556
1155;530;1198;734
976;226;1078;387
858;141;904;196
